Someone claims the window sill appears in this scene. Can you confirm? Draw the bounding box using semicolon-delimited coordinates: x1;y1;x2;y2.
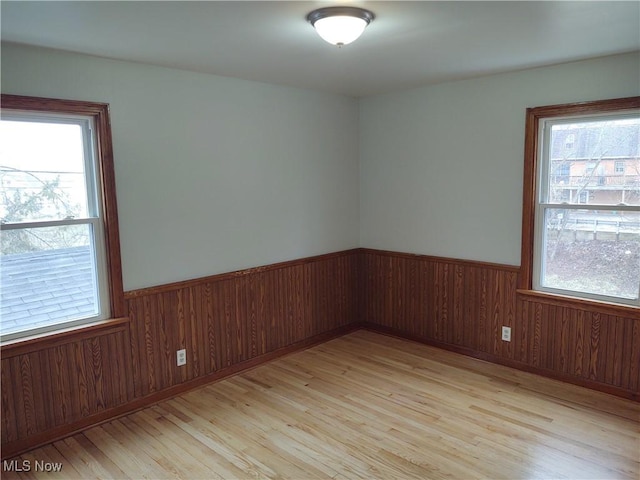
1;316;130;358
517;289;639;317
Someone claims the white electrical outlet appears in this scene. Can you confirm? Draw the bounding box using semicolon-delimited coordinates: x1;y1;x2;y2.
501;326;511;342
177;349;187;366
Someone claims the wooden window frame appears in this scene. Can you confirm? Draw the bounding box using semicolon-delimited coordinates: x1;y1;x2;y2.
1;94;126;345
518;96;640;311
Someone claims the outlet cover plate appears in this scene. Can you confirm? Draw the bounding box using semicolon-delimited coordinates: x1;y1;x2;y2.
177;349;186;366
501;326;511;342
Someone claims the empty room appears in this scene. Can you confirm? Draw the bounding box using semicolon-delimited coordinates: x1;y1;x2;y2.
1;1;639;479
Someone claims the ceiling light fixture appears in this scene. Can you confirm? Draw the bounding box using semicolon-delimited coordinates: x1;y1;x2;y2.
306;6;375;47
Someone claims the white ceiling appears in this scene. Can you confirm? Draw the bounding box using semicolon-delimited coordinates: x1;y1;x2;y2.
2;1;639;97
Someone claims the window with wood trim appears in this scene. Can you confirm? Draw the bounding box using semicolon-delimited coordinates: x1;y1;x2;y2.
0;95;125;341
520;97;640;307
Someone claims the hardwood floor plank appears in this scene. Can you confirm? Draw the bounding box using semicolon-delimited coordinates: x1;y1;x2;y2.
83;423;164;479
3;330;638;480
51;436;117;479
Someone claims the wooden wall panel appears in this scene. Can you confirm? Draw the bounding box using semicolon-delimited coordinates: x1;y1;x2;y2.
123;251;358;400
516;303;640;393
361;249;639;399
361;250;519;358
1;328;132;446
1;250;359;457
2;247;637;458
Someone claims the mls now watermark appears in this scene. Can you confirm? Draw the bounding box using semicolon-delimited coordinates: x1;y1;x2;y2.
3;459;63;473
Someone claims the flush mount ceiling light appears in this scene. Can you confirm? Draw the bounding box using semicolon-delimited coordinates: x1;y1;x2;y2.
306;6;375;47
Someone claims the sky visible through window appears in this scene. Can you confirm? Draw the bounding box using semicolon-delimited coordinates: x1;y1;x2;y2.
1;120;88;223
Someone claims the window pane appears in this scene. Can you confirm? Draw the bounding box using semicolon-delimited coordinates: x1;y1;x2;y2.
1;224;99;337
547;118;640;206
541;208;640;300
0;120;89;223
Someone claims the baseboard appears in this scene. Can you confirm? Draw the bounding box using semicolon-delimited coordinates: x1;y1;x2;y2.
360;323;639;402
1;323;359;460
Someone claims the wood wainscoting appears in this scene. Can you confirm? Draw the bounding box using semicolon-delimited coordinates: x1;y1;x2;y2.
1;250;360;459
2;247;638;459
1;321;133;452
124;250;360;398
360;248;640;400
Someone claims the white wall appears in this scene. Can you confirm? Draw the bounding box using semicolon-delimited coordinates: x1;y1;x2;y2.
4;44;638;289
1;43;360;290
359;52;640;266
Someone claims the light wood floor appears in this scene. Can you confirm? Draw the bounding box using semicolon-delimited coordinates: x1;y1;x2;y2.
4;330;639;479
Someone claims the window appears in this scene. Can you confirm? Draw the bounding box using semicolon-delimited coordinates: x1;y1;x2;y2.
585;162;596;176
550;161;570;188
564;133;575;149
615;160;625;174
577;190;589;204
520;97;640;307
1;95;124;341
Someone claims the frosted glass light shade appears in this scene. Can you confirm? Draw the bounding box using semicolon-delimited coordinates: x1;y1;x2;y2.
313;16;368;46
307;7;375;47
